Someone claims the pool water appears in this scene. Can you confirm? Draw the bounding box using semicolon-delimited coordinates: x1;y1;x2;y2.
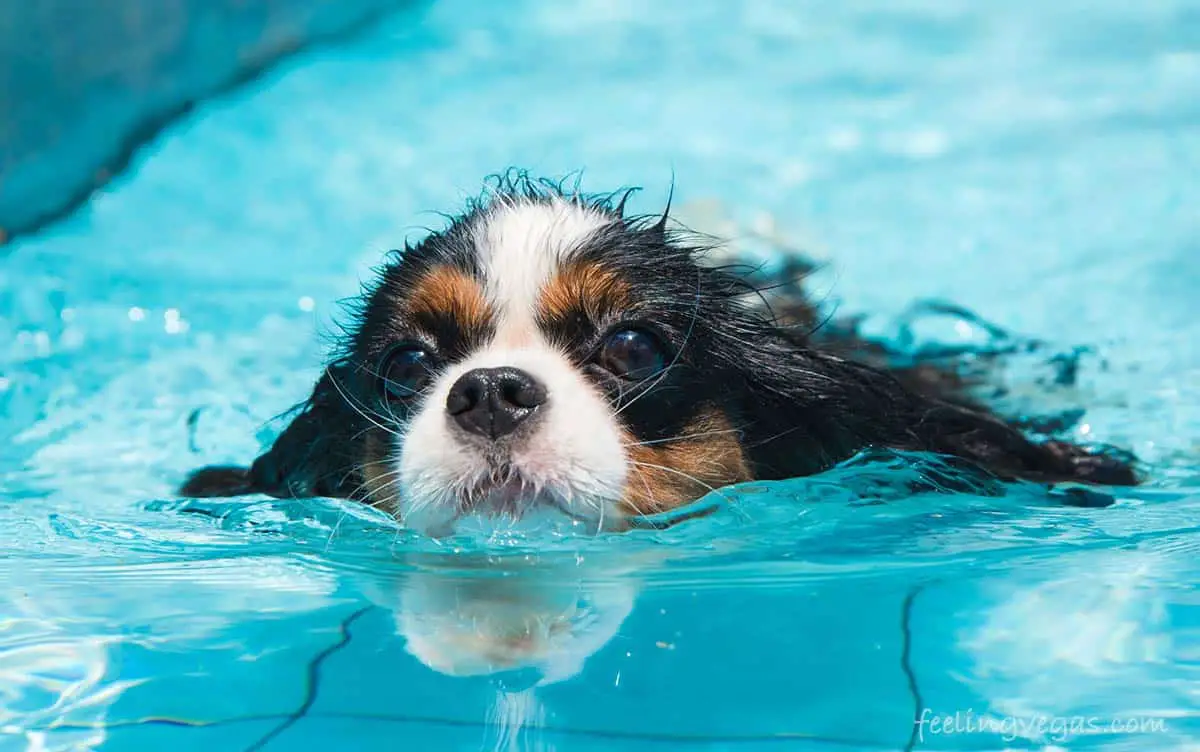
3;1;1199;750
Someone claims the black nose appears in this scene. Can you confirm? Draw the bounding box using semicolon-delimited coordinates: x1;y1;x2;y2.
445;367;548;440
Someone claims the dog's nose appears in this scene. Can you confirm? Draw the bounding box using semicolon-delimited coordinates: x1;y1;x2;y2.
446;367;548;440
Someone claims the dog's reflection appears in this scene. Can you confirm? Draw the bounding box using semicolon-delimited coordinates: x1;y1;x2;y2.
368;551;648;686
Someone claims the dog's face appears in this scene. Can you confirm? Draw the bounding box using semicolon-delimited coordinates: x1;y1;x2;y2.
346;190;753;534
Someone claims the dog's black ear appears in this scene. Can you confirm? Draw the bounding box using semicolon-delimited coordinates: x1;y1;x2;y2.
737;345;1140;489
908;400;1140;487
178;362;370;500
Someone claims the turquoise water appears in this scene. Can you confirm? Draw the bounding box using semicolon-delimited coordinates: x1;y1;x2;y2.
3;1;1200;749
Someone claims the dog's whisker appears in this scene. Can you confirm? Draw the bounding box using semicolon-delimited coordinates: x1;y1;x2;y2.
629;460;723;496
325;371;401;439
623;428;743;448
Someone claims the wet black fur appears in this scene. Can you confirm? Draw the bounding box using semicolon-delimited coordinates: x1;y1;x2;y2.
180;173;1138;506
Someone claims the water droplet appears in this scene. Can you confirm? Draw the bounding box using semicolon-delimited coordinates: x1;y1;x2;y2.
164;308;188;334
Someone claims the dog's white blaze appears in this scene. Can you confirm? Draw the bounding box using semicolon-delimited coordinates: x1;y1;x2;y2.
474;198;611;344
395;199;628;535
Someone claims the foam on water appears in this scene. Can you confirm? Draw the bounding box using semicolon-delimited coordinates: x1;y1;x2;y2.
2;1;1199;750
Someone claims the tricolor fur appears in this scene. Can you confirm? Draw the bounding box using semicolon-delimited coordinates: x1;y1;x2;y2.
181;174;1137;535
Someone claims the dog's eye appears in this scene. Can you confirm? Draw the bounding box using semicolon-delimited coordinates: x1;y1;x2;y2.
599;328;667;380
380;344;437;400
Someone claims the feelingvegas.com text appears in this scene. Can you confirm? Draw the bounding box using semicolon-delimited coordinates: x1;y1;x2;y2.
914;709;1169;744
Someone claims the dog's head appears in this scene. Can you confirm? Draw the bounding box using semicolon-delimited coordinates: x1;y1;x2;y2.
337;178;767;534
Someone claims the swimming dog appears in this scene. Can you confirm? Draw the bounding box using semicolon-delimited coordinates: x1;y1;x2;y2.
180;174;1136;535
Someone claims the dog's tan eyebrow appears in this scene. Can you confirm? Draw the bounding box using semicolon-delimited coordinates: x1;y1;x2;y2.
407;264;492;334
537;259;632;323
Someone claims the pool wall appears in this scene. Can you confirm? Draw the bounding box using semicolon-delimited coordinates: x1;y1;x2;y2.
0;0;412;245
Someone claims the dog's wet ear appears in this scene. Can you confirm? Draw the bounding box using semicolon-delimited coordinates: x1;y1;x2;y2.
177;362;370;500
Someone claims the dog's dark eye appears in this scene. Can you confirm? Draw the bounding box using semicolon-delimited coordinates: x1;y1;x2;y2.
599;328;668;380
380;344;437;400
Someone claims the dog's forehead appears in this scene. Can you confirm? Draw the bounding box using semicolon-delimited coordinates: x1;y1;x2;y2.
470;199;614;317
383;199;626;350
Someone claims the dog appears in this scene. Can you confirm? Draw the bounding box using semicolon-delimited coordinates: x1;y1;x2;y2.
180;173;1137;536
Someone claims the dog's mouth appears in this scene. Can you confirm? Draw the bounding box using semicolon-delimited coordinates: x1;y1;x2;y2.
460;471;529;517
453;465;594;525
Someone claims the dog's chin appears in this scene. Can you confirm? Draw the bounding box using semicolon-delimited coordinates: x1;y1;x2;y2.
401;468;619;538
462;472;536;516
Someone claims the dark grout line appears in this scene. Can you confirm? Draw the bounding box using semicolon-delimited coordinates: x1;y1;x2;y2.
0;2;418;250
901;583;929;752
39;705;894;748
244;604;375;752
48;712;894;749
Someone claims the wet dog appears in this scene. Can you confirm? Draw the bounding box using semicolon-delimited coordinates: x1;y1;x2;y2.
181;174;1137;535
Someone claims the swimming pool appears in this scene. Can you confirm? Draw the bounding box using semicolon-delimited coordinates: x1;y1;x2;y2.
2;1;1198;749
